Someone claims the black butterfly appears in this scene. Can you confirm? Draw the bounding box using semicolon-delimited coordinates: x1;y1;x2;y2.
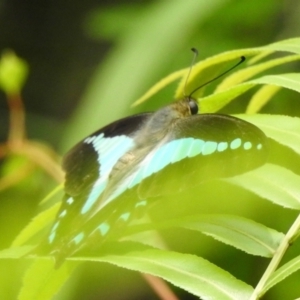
40;95;268;267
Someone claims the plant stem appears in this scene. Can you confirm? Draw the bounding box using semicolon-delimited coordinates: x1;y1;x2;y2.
15;141;64;183
250;213;300;300
7;93;26;146
143;274;179;300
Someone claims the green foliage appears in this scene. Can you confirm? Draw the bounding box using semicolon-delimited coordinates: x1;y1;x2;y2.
1;38;300;299
2;1;300;299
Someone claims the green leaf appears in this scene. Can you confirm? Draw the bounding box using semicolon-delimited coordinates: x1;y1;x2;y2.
226;164;300;210
251;73;300;93
174;215;284;258
134;38;300;109
39;184;63;205
246;85;281;114
19;260;78;300
73;243;253;300
216;54;300;91
240;114;300;156
177;51;300;100
263;254;300;294
199;82;255;112
265;37;300;54
200;73;300;113
175;50;259;100
0;246;34;259
11;203;60;247
127;215;284;257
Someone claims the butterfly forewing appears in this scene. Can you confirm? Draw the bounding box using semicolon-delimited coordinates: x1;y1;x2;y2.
63;113;151;197
45;114;152;252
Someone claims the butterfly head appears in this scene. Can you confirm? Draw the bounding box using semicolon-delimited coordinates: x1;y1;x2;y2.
186;97;198;115
170;97;199;119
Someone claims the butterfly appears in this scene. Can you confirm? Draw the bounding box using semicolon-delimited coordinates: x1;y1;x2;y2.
39;53;268;266
39;95;268;267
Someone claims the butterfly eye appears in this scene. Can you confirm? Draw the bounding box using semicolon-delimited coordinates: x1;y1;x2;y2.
189;100;198;115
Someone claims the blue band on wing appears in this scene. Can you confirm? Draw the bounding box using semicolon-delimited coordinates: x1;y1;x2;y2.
106;136;265;203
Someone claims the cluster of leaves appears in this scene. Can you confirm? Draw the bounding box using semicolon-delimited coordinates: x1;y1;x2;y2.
1;38;300;299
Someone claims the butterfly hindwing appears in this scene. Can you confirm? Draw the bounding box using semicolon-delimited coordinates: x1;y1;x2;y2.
136;113;268;198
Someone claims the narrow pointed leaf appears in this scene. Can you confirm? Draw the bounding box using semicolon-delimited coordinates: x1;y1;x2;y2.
0;246;34;258
265;37;300;54
216;54;300;91
251;73;300;93
246;85;281;114
177;38;300;100
201;73;300;113
12;203;60;247
19;260;77;300
174;215;284;257
200;83;255;112
127;215;284;257
175;50;259;99
240;114;300;155
74;243;253;300
134;38;300;106
227;164;300;210
40;184;63;205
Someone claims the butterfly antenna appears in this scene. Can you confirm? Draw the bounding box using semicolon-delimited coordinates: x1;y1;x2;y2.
183;48;199;97
189;56;246;98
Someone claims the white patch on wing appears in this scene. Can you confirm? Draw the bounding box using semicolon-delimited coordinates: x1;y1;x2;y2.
80;134;135;214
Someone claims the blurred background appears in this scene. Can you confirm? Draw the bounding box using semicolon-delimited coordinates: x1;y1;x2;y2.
1;0;300;299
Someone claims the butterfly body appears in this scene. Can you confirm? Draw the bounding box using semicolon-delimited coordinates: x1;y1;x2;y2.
42;97;268;266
